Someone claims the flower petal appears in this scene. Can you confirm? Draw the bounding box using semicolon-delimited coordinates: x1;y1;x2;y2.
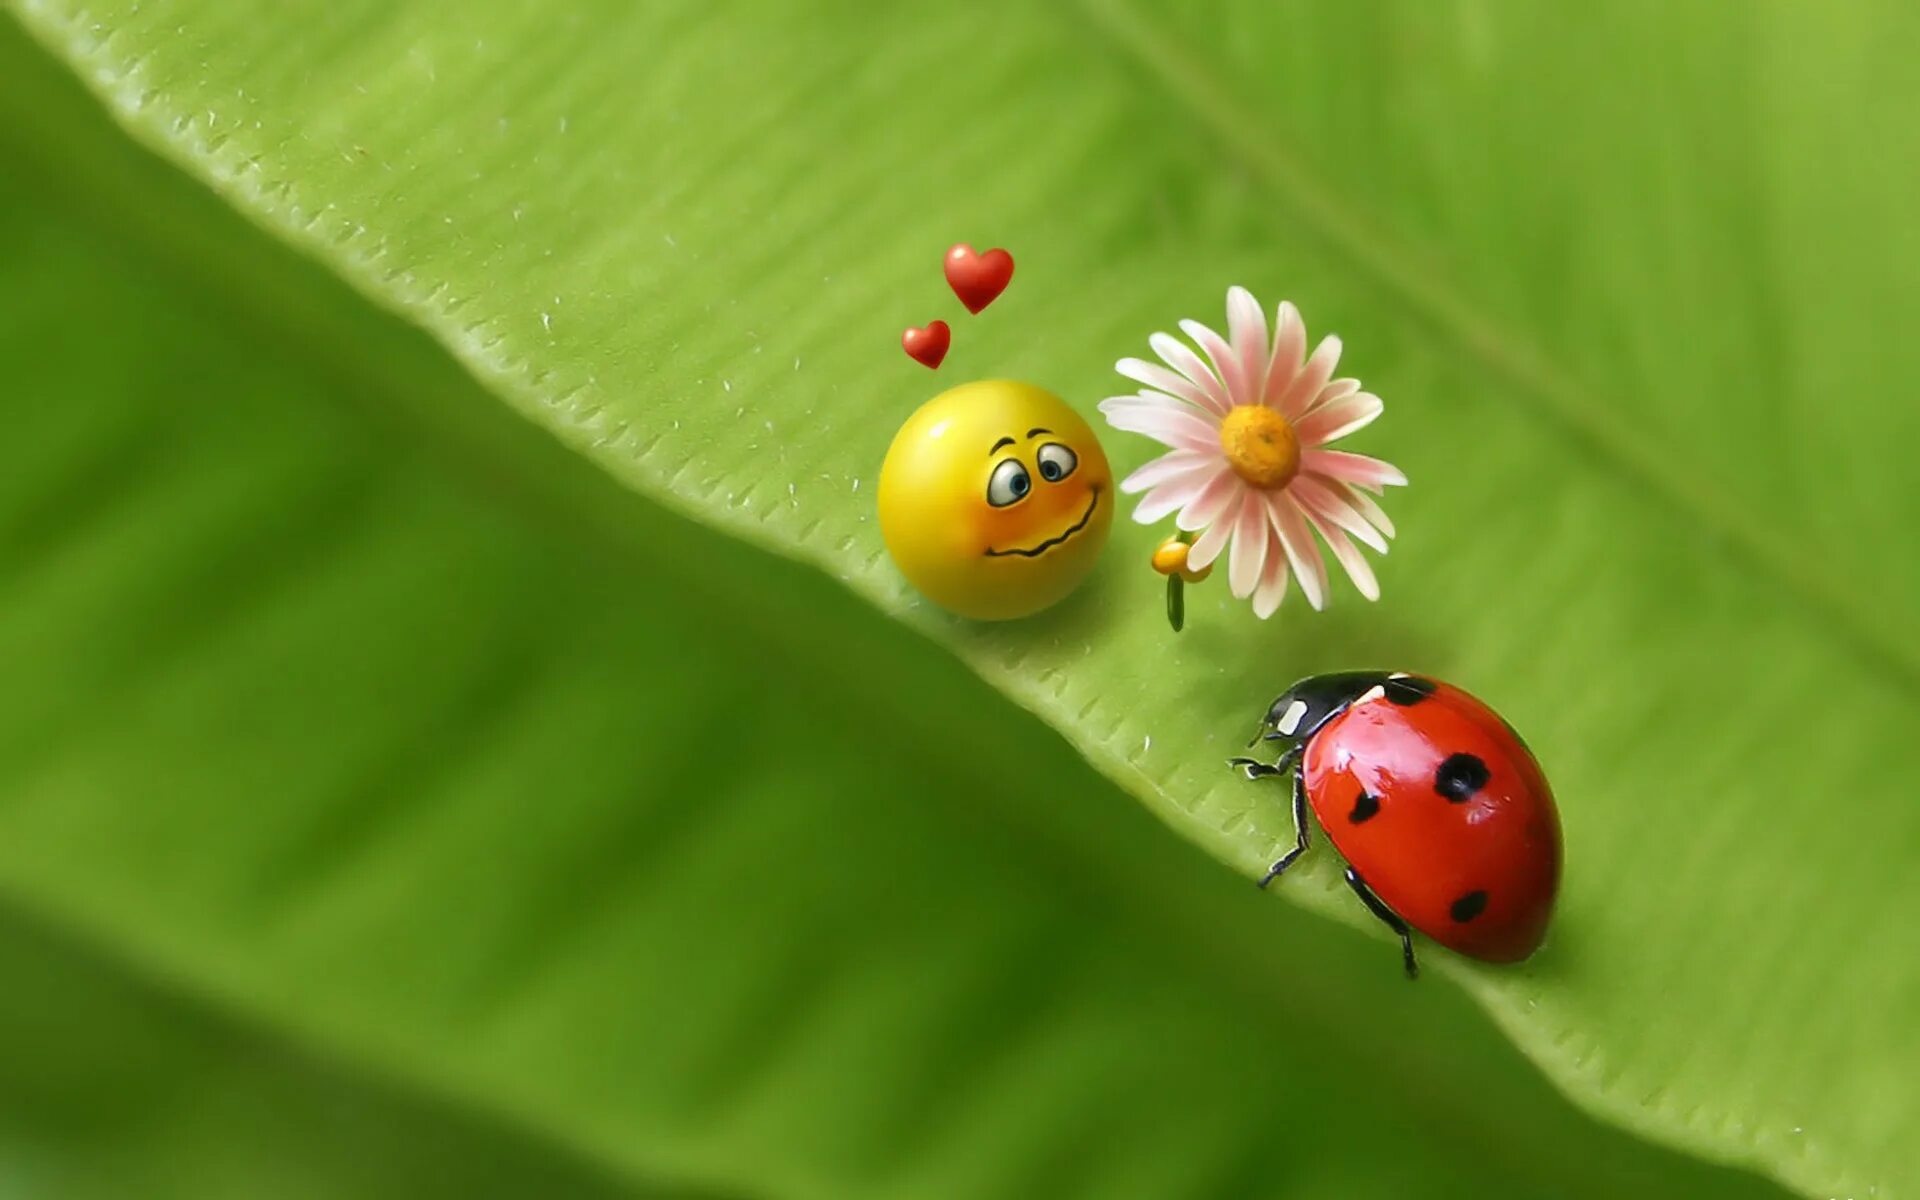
1267;491;1329;611
1130;464;1223;524
1252;525;1292;619
1298;376;1360;417
1331;479;1397;539
1101;399;1222;452
1096;396;1190;432
1228;492;1269;598
1148;333;1230;414
1117;357;1224;417
1226;287;1270;401
1302;449;1407;490
1304;508;1380;601
1262;301;1306;407
1279;335;1342;419
1290;475;1389;553
1098;390;1193;417
1294;392;1384;447
1179;318;1252;408
1120;448;1221;493
1175;469;1243;532
1186;491;1240;569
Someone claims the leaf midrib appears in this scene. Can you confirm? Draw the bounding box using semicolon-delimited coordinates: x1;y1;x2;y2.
1076;0;1920;692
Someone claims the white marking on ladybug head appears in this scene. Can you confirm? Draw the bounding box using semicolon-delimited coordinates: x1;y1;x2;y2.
1277;699;1309;736
1357;685;1387;706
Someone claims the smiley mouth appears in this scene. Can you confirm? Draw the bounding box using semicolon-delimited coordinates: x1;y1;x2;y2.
984;488;1101;558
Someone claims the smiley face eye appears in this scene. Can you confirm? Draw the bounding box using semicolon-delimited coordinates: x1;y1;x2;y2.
1035;443;1078;483
987;459;1032;507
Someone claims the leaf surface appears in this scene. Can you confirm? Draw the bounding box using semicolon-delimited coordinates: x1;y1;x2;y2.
8;2;1917;1197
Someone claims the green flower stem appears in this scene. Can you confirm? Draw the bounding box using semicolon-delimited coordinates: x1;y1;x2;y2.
1165;529;1197;634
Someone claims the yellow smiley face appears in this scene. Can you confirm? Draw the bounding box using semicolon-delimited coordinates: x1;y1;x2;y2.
878;380;1113;620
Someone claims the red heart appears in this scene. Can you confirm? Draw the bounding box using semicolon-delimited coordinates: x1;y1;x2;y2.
944;244;1015;314
902;319;951;369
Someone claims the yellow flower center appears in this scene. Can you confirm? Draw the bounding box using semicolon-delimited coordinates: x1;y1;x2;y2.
1218;404;1301;490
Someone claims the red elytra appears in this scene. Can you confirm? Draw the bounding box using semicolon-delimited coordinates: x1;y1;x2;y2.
943;244;1014;314
1232;672;1561;977
901;320;951;369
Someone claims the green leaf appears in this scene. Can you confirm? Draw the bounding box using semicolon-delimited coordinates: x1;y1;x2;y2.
0;21;1800;1200
4;2;1914;1198
0;914;657;1200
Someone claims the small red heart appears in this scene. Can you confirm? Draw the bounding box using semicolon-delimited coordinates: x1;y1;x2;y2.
902;320;951;369
944;243;1015;314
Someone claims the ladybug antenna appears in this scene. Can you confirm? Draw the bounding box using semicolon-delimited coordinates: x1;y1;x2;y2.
1245;721;1268;749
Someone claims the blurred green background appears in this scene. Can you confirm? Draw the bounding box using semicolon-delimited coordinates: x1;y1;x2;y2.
3;3;1916;1198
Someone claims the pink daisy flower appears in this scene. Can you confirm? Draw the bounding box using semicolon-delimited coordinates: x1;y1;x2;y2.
1099;288;1406;619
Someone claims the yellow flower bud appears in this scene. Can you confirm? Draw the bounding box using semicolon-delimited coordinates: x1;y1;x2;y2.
1151;538;1189;576
1152;537;1212;583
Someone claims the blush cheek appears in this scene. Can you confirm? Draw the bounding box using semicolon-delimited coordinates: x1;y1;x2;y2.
1034;487;1080;527
971;505;1024;553
973;483;1099;554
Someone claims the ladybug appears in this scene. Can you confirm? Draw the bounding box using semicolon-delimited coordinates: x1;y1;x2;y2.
1229;672;1560;978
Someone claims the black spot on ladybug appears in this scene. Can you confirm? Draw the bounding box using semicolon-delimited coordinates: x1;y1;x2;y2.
1435;753;1490;802
1450;890;1489;923
1349;790;1379;823
1384;675;1437;705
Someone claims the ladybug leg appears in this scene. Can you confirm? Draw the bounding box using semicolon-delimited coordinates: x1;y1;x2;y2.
1343;868;1419;980
1255;767;1312;889
1227;759;1285;780
1225;743;1301;782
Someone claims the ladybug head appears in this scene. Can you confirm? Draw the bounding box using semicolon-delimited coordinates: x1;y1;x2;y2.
1255;671;1393;745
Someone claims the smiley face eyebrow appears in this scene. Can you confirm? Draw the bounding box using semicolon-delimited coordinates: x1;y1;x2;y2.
1026;427;1052;438
988;436;1016;455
